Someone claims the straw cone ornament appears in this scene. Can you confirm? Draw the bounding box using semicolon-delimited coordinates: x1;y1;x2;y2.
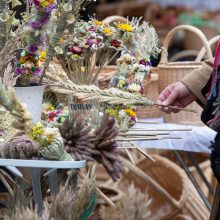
40;133;72;161
2;132;39;159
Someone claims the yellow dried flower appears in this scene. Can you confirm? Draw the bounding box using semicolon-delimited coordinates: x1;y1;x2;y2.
124;109;136;117
40;0;54;7
94;19;104;26
59;37;64;44
105;109;118;118
39;51;46;62
103;28;112;35
117;23;133;32
30;122;45;140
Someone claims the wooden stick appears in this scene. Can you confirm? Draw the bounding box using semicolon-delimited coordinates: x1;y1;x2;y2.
136;148;155;162
122;131;170;136
137;120;160;124
96;187;115;207
0;173;14;197
129;128;192;132
117;136;182;141
79;173;115;207
124;148;136;164
155;104;197;113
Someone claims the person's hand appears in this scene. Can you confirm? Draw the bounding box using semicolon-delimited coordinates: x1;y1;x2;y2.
156;81;196;113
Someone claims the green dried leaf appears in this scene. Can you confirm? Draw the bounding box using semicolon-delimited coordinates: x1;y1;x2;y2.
11;0;22;9
55;46;64;54
63;2;72;12
67;14;75;24
0;11;10;22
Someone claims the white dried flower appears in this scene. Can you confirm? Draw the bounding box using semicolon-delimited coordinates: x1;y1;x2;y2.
127;83;141;92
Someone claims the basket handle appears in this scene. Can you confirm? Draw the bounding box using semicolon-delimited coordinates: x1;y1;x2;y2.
121;157;180;209
102;15;128;24
195;35;220;62
160;25;213;64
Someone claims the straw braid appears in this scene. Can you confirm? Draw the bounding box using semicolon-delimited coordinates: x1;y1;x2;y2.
56;81;154;106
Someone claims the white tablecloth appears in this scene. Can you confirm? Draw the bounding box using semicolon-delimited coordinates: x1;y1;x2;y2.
132;118;216;153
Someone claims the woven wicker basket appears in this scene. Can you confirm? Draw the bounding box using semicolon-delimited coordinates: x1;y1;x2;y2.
195;35;220;62
119;155;209;220
158;25;213;124
102;15;127;24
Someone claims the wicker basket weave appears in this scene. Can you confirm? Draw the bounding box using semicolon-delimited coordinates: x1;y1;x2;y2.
120;155;210;220
158;25;213;125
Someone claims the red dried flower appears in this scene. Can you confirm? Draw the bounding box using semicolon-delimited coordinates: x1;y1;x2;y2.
110;39;121;48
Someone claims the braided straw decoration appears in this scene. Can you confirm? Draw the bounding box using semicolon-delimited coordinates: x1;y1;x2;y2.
56;81;154;106
0;81;33;132
0;0;7;51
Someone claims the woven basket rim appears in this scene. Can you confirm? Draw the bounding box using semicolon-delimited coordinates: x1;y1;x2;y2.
158;61;202;69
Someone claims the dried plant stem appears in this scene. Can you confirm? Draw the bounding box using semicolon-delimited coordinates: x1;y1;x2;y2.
79;172;115;207
155;104;197;113
130;128;192;131
124;148;135;164
136;147;155;162
0;0;7;50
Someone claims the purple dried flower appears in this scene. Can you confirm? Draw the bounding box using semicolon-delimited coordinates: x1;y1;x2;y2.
45;4;56;14
139;60;146;65
86;38;99;48
68;45;83;55
40;16;49;25
147;61;152;66
29;44;38;52
130;116;136;122
16;68;25;75
34;68;42;77
56;110;62;114
89;26;97;32
29;21;42;29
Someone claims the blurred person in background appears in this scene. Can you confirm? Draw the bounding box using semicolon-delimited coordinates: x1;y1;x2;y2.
156;42;220;183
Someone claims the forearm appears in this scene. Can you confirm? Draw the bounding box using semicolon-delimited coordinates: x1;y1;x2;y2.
181;59;214;105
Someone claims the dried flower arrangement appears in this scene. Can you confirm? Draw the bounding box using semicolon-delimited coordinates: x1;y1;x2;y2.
4;0;96;87
45;17;160;128
15;0;56;86
54;17;131;85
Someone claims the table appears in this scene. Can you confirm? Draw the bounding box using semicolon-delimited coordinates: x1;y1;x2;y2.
0;159;86;214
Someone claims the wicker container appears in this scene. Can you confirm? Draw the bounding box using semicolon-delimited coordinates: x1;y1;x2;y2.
158;25;213;124
196;35;220;62
137;72;162;119
184;27;218;52
119;155;210;220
